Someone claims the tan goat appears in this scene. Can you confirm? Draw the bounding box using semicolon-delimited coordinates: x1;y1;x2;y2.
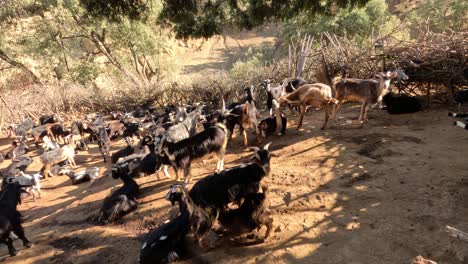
39;138;77;178
331;71;398;123
278;83;337;130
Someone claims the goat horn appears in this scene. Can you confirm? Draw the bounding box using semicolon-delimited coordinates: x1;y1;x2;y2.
263;142;272;150
158;135;166;154
245;146;260;152
221;96;226;112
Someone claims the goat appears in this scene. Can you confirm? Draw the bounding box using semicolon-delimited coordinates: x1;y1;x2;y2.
31;125;47;148
122;119;142;139
278;83;337;130
39;141;76;178
164;107;202;144
4;172;42;201
261;78;310;116
453;121;468;130
98;165;139;224
258;114;287;137
111;137;135;164
3;156;34;177
107;120;126;139
13;118;35;141
189;143;275;246
382;93;422;114
97;127;111;163
332;71;400;123
45;122;69;143
42;135;60;152
139;185;195;264
455;89;468;112
59;167;99;185
218;185;273;241
39;114;58;125
157;123;228;183
223;97;259;146
5;141;30;160
0;182;32;256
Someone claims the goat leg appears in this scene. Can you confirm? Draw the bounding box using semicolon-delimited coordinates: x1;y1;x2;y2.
297;105;306;129
242;129;248;146
6;237;17;256
13;224;31;248
162;165;170;178
321;104;329;130
362;102;370;123
183;165;192;183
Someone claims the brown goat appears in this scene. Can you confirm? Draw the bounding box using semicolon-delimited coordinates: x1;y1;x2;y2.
278;83;336;130
331;71;398;123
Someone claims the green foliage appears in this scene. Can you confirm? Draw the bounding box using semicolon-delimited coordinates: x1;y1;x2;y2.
79;0;148;21
229;46;275;84
407;0;467;32
159;0;371;39
283;0;407;44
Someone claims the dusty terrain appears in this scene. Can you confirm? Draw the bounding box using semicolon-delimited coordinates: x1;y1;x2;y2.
1;104;468;264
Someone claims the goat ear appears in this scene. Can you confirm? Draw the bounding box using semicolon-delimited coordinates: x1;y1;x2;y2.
263;142;272;150
389;71;398;79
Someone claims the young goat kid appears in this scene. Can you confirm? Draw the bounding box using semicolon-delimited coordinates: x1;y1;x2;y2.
382;93;422;114
39;140;76;178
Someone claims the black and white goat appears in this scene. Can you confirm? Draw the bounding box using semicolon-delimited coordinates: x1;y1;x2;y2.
97;167;139;224
59;167;99;185
189;143;275;246
218;185;273;241
382;93;422;114
4;172;42;201
139;185;195;264
157;123;228;183
0;182;32;256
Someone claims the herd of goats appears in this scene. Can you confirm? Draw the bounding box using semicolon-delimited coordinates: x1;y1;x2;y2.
1;70;468;263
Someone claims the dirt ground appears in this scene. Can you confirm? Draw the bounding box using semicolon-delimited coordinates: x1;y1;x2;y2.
1;104;468;264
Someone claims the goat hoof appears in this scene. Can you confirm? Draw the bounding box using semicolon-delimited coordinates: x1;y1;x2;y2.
9;250;17;256
24;242;32;248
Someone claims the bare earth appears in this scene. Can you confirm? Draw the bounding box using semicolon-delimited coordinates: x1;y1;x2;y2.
1;104;467;264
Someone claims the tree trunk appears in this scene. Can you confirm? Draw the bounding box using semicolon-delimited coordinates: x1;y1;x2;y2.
0;49;42;85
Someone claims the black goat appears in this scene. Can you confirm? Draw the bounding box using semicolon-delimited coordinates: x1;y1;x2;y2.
382;93;422;114
189;143;275;246
97;168;139;224
157;123;228;183
111;137;135;164
218;186;273;241
122;119;142;139
0;182;32;256
97;127;110;163
258;114;287;137
128;135;158;178
139;185;195;264
39;114;58;125
455;89;468;112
